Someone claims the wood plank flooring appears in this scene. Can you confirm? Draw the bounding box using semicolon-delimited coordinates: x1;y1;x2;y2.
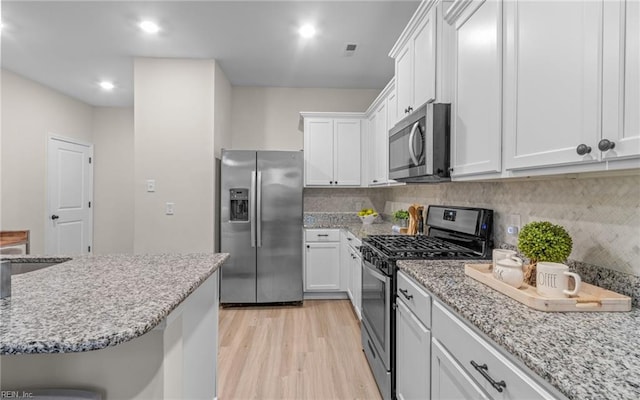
218;300;382;400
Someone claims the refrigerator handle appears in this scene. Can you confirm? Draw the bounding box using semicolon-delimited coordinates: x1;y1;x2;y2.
256;171;263;248
250;171;256;248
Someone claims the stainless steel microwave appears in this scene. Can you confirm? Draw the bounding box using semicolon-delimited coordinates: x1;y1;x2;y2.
388;103;451;183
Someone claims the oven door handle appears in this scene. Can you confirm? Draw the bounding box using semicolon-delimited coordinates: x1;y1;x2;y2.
363;261;387;282
408;121;421;166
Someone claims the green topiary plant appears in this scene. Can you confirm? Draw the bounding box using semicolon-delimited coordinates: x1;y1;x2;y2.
393;209;409;221
518;221;573;286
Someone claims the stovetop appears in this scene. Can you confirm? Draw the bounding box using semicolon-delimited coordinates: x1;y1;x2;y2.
362;235;485;261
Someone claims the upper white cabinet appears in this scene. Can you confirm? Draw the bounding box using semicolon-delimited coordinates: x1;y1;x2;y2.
503;0;640;171
364;79;398;187
602;0;640;162
301;114;363;187
446;0;502;178
390;1;438;120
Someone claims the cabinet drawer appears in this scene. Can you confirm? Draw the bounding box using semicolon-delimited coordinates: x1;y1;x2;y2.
397;271;431;328
344;231;361;248
432;301;557;400
305;229;340;242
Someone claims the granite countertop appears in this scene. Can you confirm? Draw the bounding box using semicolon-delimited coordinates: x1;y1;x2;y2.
398;260;640;400
0;253;229;355
304;221;396;240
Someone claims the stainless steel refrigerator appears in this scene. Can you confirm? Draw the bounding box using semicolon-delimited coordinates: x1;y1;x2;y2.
220;150;303;304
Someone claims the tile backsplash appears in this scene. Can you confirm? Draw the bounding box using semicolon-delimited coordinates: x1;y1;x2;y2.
304;174;640;277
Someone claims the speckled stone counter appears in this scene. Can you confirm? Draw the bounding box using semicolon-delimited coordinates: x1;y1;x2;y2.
398;260;640;400
0;253;229;355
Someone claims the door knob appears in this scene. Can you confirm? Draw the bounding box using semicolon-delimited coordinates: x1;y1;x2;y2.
576;144;592;156
598;139;615;152
51;215;60;220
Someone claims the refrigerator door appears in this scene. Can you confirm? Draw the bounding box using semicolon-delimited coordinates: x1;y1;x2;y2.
220;150;257;303
256;151;303;303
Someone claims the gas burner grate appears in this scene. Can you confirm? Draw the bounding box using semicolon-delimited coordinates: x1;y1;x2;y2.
363;235;481;260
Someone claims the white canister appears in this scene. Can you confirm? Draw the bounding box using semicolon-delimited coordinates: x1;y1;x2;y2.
492;249;517;270
494;257;524;288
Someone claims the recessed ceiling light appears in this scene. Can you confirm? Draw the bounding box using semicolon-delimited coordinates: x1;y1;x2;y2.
298;24;316;39
99;81;115;91
139;20;160;34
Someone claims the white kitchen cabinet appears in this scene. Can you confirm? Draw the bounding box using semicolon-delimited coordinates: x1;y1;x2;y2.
340;230;362;319
301;114;363;187
503;0;602;171
364;79;400;187
396;271;432;400
602;0;640;163
503;0;640;172
391;1;437;119
446;0;502;178
432;338;490;400
431;300;564;400
304;229;341;292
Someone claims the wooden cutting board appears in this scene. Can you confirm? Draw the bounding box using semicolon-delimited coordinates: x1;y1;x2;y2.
465;264;631;312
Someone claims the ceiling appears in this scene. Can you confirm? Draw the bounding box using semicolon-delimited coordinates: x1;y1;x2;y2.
1;1;420;107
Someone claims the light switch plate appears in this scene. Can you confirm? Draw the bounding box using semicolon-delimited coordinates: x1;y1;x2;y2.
165;202;175;215
146;179;156;192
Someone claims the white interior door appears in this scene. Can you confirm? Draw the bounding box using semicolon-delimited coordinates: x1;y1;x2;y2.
46;137;93;255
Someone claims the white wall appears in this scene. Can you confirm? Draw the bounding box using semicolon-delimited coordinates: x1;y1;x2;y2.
230;87;380;150
1;69;94;254
92;107;134;254
133;58;217;254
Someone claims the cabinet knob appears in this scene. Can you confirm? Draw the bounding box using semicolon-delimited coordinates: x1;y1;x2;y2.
51;214;60;220
306;245;310;249
408;106;413;112
576;144;592;156
372;179;378;183
335;181;338;185
329;181;333;185
598;139;616;152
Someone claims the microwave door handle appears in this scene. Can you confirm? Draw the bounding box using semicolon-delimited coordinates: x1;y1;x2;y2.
408;121;421;166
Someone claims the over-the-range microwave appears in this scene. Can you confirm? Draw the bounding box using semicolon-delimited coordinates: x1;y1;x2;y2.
389;103;451;183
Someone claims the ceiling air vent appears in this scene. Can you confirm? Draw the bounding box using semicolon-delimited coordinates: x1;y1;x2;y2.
344;43;358;57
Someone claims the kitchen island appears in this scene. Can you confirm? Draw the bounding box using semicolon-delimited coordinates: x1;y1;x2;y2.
0;253;229;399
399;260;640;400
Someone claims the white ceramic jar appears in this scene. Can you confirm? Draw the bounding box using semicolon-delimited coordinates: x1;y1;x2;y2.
494;257;524;288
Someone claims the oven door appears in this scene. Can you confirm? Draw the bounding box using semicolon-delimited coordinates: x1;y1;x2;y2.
361;259;391;369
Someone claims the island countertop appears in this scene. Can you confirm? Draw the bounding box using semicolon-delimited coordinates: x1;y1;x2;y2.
0;253;229;355
398;260;640;400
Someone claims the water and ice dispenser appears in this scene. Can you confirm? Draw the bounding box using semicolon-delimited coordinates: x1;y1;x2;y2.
229;189;249;222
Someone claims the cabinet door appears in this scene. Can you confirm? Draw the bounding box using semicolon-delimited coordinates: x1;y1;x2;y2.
603;0;640;160
304;119;334;185
334;119;362;186
352;252;362;320
503;0;602;170
450;0;502;177
340;234;353;297
413;6;437;108
373;101;388;184
304;242;341;291
387;87;399;129
432;339;490;400
367;112;378;185
396;43;413;119
396;300;431;400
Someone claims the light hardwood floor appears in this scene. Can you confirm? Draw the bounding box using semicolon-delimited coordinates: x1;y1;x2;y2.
218;300;382;400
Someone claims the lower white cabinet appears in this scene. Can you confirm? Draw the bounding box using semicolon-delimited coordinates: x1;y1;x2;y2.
432;338;490;399
431;300;564;400
304;229;341;292
396;300;431;400
396;271;432;400
341;230;362;319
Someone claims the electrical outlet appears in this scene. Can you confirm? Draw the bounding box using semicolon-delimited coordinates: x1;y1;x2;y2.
505;214;521;245
146;179;156;192
165;202;175;215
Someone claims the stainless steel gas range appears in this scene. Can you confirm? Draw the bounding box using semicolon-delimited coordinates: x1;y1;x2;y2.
360;205;494;400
